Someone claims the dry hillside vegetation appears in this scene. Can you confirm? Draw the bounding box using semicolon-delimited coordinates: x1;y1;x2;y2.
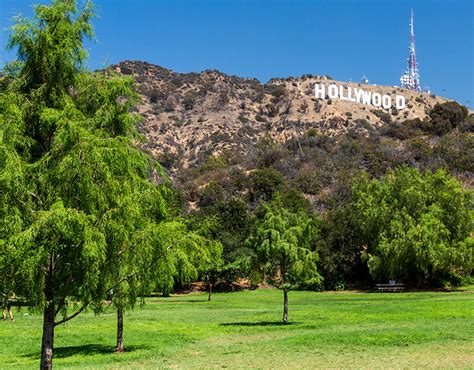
114;61;450;169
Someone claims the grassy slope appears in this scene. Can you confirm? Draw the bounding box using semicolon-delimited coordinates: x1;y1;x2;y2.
1;289;473;368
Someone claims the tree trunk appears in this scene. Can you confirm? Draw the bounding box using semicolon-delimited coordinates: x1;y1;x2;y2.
282;289;289;324
208;282;212;301
7;304;13;321
116;307;124;353
40;302;55;370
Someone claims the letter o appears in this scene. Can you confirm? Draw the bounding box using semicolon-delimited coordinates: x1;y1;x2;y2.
372;93;382;107
328;84;338;99
382;95;391;109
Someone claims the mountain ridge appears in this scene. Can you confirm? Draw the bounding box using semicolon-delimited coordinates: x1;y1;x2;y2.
113;60;454;169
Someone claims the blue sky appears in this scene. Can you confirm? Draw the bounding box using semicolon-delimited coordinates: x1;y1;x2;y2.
1;0;472;107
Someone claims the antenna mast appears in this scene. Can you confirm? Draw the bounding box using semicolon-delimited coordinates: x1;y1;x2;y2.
400;9;421;91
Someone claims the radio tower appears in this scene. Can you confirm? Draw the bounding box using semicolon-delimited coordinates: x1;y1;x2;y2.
400;9;421;91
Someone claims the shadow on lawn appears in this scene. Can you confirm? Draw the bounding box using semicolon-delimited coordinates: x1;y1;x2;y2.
23;344;148;359
161;299;208;303
220;321;297;327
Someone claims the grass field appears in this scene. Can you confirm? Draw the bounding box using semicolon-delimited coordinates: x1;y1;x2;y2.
1;288;473;368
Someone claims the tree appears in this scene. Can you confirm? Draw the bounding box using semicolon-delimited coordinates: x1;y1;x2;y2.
247;205;321;324
317;204;369;290
351;166;473;286
146;221;222;301
0;1;169;367
187;197;255;290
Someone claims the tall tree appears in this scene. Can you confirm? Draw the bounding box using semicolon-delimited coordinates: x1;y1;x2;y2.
0;1;168;368
351;166;473;286
247;205;321;324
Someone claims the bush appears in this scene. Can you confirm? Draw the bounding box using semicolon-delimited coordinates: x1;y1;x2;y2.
429;101;469;136
408;138;432;162
371;109;391;124
197;182;225;208
183;92;197;110
200;155;228;172
297;168;321;195
249;167;284;202
265;84;286;98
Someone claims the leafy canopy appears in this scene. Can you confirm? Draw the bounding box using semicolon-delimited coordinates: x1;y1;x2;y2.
351;166;473;285
248;205;321;291
0;0;169;319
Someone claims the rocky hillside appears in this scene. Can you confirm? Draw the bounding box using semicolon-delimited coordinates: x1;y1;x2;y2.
111;60;472;212
113;61;451;169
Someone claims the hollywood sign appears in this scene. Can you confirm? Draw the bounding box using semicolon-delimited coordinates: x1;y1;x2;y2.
314;83;406;110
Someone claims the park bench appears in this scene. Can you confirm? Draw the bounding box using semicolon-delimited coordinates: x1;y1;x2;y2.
375;281;405;292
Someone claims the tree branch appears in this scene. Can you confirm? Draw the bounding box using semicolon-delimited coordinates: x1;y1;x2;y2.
54;236;188;326
54;301;88;326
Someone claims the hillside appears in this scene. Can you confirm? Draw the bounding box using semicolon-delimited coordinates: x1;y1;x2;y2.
113;60;473;212
113;61;452;168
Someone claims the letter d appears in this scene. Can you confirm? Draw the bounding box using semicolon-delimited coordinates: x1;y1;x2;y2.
396;95;406;110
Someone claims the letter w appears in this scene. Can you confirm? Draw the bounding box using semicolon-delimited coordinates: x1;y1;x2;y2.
361;91;371;105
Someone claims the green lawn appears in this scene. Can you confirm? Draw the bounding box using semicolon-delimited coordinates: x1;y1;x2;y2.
1;288;473;368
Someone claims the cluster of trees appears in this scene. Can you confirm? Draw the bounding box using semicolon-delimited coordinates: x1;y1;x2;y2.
0;1;472;369
188;165;473;289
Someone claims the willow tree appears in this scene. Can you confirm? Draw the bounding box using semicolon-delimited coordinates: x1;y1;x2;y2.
351;167;473;286
106;219;222;353
248;206;321;324
149;221;222;296
0;1;169;368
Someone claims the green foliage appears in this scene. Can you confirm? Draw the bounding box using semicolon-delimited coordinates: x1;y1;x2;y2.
248;205;321;291
429;101;468;136
351;166;473;286
306;128;318;137
408;137;432;162
317;203;368;289
434;132;474;172
371;109;391;124
254;135;287;168
0;1;227;365
200;154;228;172
297;167;321;195
0;2;212;365
188;197;254;283
145;221;222;294
197;182;225;208
272;188;311;214
250;167;284;202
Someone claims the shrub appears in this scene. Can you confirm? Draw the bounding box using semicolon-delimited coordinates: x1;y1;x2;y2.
371;109;391;124
200;155;228;172
183;92;197;110
429;101;469;136
297;168;321;195
197;182;225;208
249;167;284;201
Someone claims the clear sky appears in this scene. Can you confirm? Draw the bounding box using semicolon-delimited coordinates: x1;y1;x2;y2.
1;0;473;107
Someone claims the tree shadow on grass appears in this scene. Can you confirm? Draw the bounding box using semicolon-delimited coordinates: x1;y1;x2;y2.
220;321;297;327
22;344;148;359
160;299;209;303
